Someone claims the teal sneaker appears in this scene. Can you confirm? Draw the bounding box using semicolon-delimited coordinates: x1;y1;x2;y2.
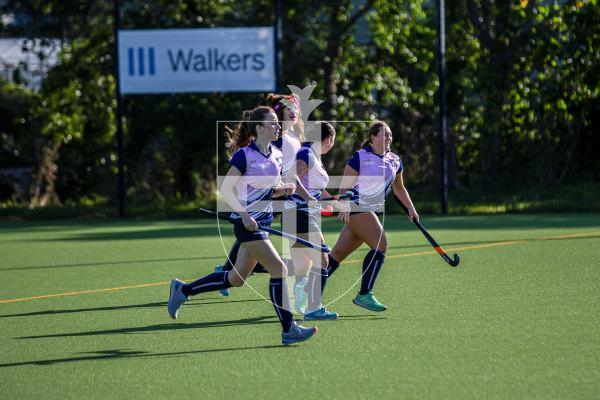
352;292;387;312
304;307;339;321
215;265;230;297
168;279;187;319
282;322;318;346
293;277;308;314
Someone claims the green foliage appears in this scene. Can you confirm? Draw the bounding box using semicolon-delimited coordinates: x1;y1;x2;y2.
1;0;598;212
449;0;600;190
0;81;40;169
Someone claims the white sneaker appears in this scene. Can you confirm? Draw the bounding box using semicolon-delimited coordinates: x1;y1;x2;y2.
293;277;308;314
167;279;186;319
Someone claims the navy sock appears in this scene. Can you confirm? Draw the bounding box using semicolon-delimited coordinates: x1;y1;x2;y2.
285;259;306;283
182;271;231;297
222;241;240;271
359;250;385;295
252;262;269;273
327;255;340;276
269;278;294;333
305;267;328;311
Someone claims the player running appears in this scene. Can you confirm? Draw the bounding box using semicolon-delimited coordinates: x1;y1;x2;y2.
283;121;339;319
324;121;419;312
167;106;317;345
215;94;308;301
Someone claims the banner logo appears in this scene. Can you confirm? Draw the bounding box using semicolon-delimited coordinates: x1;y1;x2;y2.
118;27;275;94
127;47;156;76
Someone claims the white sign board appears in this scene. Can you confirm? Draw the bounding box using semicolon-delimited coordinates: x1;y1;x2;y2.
118;27;275;94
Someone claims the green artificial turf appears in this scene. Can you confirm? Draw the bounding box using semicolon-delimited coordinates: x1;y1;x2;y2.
1;214;599;399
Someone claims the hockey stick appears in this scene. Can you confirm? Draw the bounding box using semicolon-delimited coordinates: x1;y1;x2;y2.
198;208;331;253
393;196;460;267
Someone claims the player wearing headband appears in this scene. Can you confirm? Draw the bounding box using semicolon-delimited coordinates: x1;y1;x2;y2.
214;94;309;303
168;106;317;345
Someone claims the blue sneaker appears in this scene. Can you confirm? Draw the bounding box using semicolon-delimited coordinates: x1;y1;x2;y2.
293;277;308;314
282;322;318;346
304;307;339;321
168;279;187;319
215;265;230;297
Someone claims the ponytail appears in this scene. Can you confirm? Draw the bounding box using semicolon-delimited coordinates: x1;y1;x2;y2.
362;121;390;149
306;121;336;142
226;106;274;157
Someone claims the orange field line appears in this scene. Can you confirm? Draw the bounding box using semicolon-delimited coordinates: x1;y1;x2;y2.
0;281;170;304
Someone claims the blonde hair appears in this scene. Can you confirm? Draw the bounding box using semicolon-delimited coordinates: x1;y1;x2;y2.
264;93;305;142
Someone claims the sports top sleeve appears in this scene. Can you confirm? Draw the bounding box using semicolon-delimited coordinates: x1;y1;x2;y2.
397;158;403;174
296;147;313;169
230;148;247;175
347;151;361;173
272;136;283;150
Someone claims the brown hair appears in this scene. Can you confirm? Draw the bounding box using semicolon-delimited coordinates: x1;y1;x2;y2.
225;106;274;157
264;93;305;142
306;121;336;142
361;121;390;149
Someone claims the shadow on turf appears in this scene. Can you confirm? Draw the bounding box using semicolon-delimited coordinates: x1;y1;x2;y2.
0;255;225;272
0;298;264;319
337;315;387;321
13;311;386;340
331;214;600;231
15;315;282;339
0;346;286;368
6;234;599;273
24;226;231;242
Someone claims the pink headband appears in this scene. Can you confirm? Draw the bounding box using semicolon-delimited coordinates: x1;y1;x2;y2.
273;96;300;112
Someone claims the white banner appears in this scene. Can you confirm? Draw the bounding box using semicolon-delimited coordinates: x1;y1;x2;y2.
118;27;275;94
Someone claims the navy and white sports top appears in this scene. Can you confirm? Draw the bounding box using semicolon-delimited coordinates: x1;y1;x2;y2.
229;141;283;224
285;142;329;214
346;145;403;212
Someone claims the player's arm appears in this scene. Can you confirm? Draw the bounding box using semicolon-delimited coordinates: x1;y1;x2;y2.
285;159;316;203
337;165;359;222
392;171;419;223
220;166;258;230
273;175;296;197
339;164;358;195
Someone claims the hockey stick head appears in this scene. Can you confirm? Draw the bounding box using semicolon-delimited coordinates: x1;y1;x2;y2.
438;247;460;267
447;253;460;267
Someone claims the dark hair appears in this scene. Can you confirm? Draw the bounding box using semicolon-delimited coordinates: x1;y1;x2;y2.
225;106;274;157
264;93;305;142
361;121;390;149
306;121;336;142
